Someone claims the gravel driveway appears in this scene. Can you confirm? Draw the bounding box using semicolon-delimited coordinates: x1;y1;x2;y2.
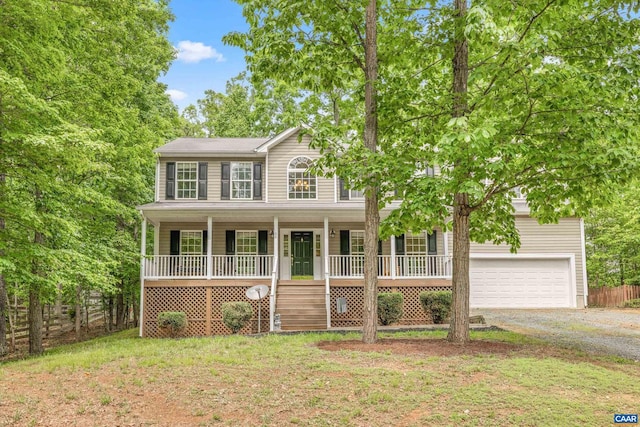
471;308;640;361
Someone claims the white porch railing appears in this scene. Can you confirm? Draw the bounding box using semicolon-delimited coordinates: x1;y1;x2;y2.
143;255;273;279
329;255;452;279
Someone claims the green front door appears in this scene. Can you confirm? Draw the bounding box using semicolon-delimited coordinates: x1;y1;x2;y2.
291;231;313;278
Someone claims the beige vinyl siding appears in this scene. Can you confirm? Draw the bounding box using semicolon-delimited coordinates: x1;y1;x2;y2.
451;216;585;293
158;222;274;255
267;133;333;202
159;158;269;202
325;224;444;256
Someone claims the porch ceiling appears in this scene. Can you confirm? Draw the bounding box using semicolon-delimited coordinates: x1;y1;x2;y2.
138;201;400;225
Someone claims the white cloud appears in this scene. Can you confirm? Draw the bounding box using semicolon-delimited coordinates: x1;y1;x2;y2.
166;89;188;102
176;40;225;63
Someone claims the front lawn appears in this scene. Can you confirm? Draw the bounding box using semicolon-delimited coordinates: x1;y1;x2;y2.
0;329;637;426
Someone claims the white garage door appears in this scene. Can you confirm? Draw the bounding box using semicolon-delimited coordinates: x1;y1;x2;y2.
470;256;574;308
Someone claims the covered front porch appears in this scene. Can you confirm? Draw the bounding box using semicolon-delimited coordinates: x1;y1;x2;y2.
138;206;453;335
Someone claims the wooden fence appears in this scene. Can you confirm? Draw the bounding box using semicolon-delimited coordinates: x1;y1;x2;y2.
3;292;106;350
587;285;640;307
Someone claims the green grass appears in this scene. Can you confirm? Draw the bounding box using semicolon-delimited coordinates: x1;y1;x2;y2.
1;329;638;426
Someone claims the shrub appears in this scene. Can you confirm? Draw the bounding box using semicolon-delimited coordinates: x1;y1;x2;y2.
419;291;452;324
377;292;404;325
221;302;253;334
157;311;188;337
624;298;640;308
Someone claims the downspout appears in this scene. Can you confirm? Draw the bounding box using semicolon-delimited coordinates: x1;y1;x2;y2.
580;218;588;308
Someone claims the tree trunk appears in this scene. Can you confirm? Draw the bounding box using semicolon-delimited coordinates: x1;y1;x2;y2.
75;285;82;341
0;274;7;357
116;281;125;330
107;296;114;332
0;173;7;356
447;0;471;344
28;285;43;355
361;0;380;344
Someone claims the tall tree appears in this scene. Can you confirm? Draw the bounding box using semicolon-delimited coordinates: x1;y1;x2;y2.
0;0;179;353
381;0;640;342
230;0;640;344
225;0;421;343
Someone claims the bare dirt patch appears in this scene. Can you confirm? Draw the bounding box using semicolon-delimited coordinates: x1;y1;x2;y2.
317;338;521;357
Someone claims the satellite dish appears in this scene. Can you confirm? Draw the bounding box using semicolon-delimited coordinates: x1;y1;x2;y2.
246;284;269;333
246;284;269;300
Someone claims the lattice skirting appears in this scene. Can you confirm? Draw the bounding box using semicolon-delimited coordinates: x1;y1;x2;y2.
143;284;270;338
330;285;451;328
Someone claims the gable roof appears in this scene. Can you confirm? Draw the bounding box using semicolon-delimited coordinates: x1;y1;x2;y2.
154;127;306;157
154;137;270;157
254;127;303;152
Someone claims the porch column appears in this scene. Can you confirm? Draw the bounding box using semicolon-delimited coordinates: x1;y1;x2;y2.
324;216;331;329
153;223;159;256
390;235;396;280
207;216;212;280
139;217;147;337
270;216;279;332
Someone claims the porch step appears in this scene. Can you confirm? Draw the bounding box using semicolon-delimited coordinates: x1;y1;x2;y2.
275;281;327;331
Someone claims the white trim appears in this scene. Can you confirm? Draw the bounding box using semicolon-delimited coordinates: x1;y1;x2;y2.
390;235;396;279
265;152;269;203
255;127;300;152
180;230;204;255
230;162;254;201
286;156;318;201
333;176;337;203
324;217;331;329
155;159;160;202
470;253;577;308
580;218;588;307
153;224;159;256
207;217;212;280
175;161;199;200
443;231;449;256
139;217;147;337
235;230;259;255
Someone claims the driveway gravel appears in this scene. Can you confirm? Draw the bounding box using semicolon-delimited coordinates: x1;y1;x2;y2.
471;308;640;361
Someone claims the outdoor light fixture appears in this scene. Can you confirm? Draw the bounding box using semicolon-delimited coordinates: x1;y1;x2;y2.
269;230;274;237
330;229;335;238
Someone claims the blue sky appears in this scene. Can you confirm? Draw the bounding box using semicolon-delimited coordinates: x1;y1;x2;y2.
160;0;249;111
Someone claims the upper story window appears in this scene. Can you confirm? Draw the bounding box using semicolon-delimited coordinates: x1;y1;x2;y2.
338;178;364;200
177;162;198;199
166;162;208;200
221;162;263;201
288;156;316;199
231;162;253;199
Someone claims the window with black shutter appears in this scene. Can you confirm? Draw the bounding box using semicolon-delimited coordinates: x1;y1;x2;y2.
166;162;176;200
221;162;230;200
253;163;263;200
198;162;208;200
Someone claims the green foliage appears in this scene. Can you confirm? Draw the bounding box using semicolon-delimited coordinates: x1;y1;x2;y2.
377;292;403;325
0;0;180;352
157;312;188;337
623;299;640;308
419;291;452;324
585;182;640;287
181;72;300;138
221;302;254;334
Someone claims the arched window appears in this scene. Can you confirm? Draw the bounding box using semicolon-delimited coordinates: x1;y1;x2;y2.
288;156;316;199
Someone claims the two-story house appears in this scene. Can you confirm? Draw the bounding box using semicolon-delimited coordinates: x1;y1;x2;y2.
137;127;587;337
